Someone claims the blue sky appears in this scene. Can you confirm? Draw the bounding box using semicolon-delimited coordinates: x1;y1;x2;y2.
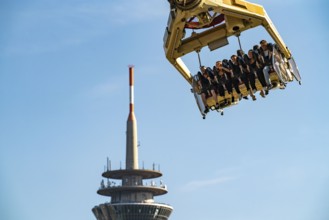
1;0;329;220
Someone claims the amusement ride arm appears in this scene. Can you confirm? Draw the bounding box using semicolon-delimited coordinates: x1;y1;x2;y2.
163;0;292;85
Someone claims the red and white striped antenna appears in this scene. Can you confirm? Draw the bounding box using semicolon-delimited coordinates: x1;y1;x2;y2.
126;65;138;169
128;65;135;115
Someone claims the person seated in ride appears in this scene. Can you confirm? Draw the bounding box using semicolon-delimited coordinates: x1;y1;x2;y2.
246;49;266;98
212;64;226;100
213;60;234;104
253;45;270;95
259;40;274;90
237;49;257;101
222;59;236;102
229;54;250;100
197;66;219;112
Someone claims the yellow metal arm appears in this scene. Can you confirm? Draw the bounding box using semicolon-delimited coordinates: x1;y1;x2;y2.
164;0;292;84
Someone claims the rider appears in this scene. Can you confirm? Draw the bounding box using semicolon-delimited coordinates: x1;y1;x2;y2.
197;66;219;112
237;49;257;101
229;55;248;100
252;44;269;95
246;49;266;98
222;59;235;102
212;63;226;100
259;40;274;90
213;60;234;105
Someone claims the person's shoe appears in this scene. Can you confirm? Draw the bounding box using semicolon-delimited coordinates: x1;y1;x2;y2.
279;83;286;89
215;103;220;109
265;89;269;95
243;96;249;100
204;107;209;113
260;91;266;98
238;93;243;100
252;96;256;101
231;96;235;102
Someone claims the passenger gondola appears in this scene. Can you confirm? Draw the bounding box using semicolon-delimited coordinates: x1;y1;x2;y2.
163;0;301;118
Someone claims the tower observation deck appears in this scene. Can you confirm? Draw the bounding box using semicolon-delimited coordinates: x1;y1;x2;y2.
92;66;173;220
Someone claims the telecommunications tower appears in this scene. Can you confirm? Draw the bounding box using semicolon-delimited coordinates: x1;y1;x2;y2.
92;66;173;220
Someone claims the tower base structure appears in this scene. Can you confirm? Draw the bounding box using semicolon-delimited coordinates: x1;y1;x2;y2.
93;203;173;220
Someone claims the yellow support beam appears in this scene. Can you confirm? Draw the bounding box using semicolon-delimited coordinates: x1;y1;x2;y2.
164;0;292;84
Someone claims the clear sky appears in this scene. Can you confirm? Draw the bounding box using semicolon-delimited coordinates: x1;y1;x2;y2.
1;0;329;220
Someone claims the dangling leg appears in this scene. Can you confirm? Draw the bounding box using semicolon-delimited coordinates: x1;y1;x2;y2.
226;80;234;103
247;72;257;101
263;66;271;94
257;69;267;97
217;85;226;107
241;74;250;100
210;89;219;109
233;78;242;100
201;92;209;113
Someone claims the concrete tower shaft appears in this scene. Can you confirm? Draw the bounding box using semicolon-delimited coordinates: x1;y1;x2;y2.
126;66;138;170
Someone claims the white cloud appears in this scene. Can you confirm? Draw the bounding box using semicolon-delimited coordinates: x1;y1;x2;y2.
87;80;122;98
182;176;236;192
